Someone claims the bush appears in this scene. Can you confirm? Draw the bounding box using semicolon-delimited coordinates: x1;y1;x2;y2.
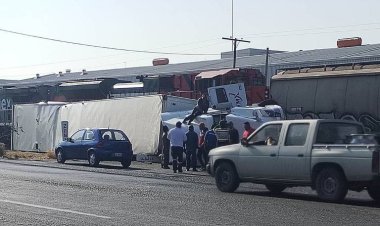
46;150;56;159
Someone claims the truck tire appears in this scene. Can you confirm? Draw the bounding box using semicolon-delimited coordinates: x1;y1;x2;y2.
215;162;240;193
367;182;380;202
315;167;348;202
265;184;287;195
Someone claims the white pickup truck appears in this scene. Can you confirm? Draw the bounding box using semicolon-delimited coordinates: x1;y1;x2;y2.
207;119;380;202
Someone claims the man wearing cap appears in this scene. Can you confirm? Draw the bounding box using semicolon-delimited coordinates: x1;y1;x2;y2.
242;122;255;139
168;121;187;173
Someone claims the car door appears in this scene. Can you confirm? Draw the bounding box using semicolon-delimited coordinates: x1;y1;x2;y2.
238;123;283;179
81;130;96;159
65;130;85;159
277;123;310;180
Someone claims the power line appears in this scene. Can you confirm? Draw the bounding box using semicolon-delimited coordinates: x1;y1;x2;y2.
0;28;219;56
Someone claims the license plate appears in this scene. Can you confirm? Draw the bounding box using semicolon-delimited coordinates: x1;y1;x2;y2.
114;153;122;157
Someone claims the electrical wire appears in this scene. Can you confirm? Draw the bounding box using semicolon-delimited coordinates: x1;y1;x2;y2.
0;28;219;56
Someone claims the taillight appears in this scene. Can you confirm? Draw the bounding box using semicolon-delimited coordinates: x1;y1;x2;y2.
372;150;380;174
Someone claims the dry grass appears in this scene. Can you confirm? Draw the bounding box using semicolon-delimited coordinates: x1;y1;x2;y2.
3;150;56;160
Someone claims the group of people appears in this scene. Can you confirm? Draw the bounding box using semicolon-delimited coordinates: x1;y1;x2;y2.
161;120;256;173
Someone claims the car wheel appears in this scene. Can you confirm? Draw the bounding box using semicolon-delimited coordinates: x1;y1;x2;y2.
265;184;286;195
56;149;66;164
121;158;132;168
315;167;348;202
367;181;380;202
215;162;240;193
88;152;100;167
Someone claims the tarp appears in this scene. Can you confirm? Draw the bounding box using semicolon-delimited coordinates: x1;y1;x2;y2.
13;95;194;154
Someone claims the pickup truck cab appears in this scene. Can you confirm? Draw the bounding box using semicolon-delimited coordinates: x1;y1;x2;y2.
208;119;380;202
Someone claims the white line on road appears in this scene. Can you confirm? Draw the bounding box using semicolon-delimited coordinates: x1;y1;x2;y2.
0;199;111;219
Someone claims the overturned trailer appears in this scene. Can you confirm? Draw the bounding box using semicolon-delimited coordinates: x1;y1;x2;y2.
12;95;195;154
270;65;380;132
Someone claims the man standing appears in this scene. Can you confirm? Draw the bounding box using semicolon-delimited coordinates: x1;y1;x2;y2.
228;122;240;144
204;128;218;166
185;125;198;172
168;121;187;173
242;122;255;139
161;125;170;169
197;123;207;171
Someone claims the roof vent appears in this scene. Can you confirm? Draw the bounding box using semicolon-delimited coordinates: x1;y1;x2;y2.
65;69;71;73
35;73;40;79
81;69;87;75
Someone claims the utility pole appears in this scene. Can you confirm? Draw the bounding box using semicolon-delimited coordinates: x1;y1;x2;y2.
264;47;270;99
265;47;269;87
222;37;250;68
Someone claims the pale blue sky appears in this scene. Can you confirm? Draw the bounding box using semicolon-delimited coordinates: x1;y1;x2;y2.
0;0;379;79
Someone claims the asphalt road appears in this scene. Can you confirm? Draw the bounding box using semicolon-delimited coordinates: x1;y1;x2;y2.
1;160;380;225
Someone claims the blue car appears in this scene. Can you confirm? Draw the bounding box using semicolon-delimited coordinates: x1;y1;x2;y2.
55;128;133;168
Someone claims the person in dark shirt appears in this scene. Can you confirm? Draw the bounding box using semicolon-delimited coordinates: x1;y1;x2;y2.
197;93;209;114
228;122;239;144
185;125;199;171
161;125;170;169
204;128;217;165
183;94;209;125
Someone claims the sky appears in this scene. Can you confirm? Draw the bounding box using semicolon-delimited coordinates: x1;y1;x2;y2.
0;0;380;80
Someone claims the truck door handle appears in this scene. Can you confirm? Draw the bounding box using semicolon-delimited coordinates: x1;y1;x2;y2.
297;154;304;157
270;153;277;157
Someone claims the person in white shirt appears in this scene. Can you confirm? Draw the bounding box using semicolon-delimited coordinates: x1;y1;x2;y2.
168;121;187;173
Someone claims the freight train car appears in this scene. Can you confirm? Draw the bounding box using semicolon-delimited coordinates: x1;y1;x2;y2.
270;64;380;132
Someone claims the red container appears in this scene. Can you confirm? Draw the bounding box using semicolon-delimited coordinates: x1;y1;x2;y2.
153;58;169;66
337;37;362;48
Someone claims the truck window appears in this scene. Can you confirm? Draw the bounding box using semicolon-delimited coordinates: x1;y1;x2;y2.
315;122;364;144
285;124;309;146
251;124;282;145
215;88;228;103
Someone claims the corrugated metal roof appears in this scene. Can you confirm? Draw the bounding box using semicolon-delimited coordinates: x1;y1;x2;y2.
272;67;380;80
4;43;380;88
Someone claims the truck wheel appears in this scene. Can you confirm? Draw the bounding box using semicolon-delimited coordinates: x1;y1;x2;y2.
56;149;66;164
315;168;348;202
367;182;380;202
215;162;240;193
265;184;287;195
88;152;100;167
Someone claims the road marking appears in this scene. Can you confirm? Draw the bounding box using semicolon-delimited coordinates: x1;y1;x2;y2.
0;199;111;219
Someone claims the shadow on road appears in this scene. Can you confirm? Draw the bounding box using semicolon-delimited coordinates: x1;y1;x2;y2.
236;190;380;208
63;162;146;171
